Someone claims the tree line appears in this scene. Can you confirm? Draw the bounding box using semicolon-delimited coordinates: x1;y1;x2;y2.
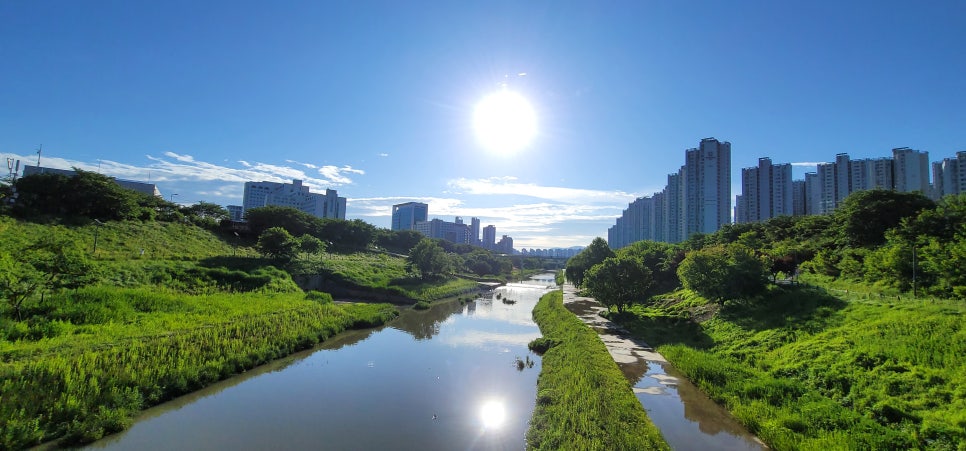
568;189;966;310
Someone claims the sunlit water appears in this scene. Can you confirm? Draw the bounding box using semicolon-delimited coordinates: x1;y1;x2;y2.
84;275;556;451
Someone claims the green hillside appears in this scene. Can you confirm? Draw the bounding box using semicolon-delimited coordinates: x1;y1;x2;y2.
0;216;401;449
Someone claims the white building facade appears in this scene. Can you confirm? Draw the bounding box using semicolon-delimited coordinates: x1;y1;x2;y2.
242;179;346;220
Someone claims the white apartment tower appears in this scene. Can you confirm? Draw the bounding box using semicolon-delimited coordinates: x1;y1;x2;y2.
683;138;731;236
932;155;962;199
736;157;793;223
893;147;930;194
482;225;497;249
663;171;684;243
470;217;481;245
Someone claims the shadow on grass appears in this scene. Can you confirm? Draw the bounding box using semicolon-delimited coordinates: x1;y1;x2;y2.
610;310;715;350
718;284;848;334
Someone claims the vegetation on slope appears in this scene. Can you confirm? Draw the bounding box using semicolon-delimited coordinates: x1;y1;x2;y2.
0;287;397;448
611;284;965;450
526;290;668;450
560;190;966;450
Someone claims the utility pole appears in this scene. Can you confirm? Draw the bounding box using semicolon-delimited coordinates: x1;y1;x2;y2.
36;144;42;167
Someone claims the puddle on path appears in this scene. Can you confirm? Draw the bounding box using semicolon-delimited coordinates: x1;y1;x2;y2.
562;285;767;451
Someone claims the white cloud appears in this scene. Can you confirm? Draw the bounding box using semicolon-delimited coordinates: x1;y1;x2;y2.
6;151;364;197
379;153;389;157
791;161;826;167
447;177;640;204
318;165;364;185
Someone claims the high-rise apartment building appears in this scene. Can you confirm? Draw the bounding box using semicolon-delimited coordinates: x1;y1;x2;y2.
609;196;666;249
816;163;837;214
736;157;793;223
804;172;822;215
607;138;730;248
482;225;496;249
663;171;683;243
391;202;429;231
893;147;930;194
834;153;851;205
470;217;481;245
932;157;961;199
850;158;894;192
959;151;966;195
683;138;731;235
414;218;471;244
242;179;345;220
496;235;514;254
792;180;806;216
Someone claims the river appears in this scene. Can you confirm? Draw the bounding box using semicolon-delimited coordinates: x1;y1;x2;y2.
86;274;764;450
85;275;556;451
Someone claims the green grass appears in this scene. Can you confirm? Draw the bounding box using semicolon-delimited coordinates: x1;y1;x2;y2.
613;284;966;450
0;287;397;448
526;290;668;450
0;216;255;261
294;251;481;301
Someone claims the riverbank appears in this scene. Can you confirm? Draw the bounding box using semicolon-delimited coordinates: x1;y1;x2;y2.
0;289;397;449
610;283;966;450
526;290;668;450
560;283;765;450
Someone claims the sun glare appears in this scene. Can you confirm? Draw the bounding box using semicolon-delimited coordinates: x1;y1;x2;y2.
473;89;537;154
479;399;507;429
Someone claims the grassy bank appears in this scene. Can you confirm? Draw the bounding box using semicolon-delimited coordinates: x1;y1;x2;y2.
0;288;397;449
612;284;966;450
294;252;481;301
526;290;668;450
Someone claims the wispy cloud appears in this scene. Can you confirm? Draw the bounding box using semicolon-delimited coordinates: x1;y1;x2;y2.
447;177;639;204
790;161;826;167
7;152;364;190
379;153;389;157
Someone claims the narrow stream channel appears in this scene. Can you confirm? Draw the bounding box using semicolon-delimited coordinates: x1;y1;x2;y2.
84;275;556;451
562;284;768;450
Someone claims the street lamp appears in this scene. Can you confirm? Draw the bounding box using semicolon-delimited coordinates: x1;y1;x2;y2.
169;193;179;202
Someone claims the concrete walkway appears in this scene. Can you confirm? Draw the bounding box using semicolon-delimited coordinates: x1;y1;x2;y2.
561;283;668;370
559;283;768;451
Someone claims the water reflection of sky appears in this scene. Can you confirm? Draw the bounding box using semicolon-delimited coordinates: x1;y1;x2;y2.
86;275;556;451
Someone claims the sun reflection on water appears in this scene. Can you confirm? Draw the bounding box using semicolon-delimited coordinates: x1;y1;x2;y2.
479;398;507;430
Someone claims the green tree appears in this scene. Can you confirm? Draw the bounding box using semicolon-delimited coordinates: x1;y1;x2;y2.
584;256;655;313
616;240;682;293
245;206;321;237
1;238;94;319
374;229;424;253
408;239;449;279
0;251;44;320
298;234;325;254
677;244;768;304
565;237;614;287
257;227;300;261
319;219;376;251
834;189;934;247
182;202;229;227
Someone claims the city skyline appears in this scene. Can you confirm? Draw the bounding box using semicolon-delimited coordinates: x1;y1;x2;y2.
2;1;965;249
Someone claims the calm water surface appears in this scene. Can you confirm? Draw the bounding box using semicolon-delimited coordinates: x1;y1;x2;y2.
86;275;556;451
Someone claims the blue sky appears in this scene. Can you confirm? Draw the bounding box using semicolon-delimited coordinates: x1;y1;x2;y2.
2;1;964;249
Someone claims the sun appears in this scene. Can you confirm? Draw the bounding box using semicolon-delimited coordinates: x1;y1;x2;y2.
473;89;537;154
